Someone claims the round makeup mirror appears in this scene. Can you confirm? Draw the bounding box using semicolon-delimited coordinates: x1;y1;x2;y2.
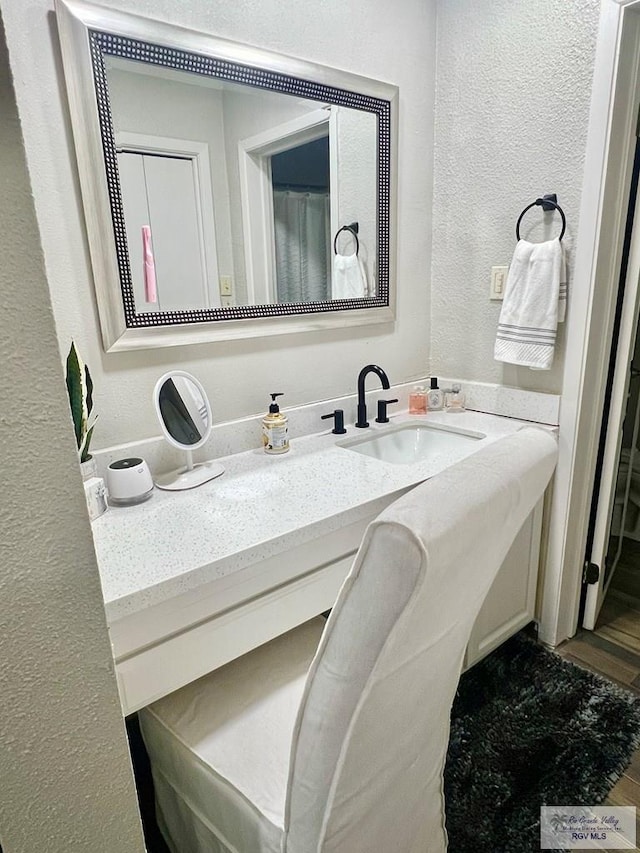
153;370;224;490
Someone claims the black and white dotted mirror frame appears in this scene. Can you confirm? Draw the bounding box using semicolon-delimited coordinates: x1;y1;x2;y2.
88;30;392;328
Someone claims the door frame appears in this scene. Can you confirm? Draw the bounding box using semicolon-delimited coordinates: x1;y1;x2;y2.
115;131;221;308
539;0;640;645
238;108;336;304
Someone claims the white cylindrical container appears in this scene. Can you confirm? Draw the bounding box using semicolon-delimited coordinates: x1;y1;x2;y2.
106;457;154;505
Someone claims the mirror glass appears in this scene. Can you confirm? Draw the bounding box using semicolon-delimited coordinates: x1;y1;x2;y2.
156;373;211;448
153;371;224;490
105;55;379;313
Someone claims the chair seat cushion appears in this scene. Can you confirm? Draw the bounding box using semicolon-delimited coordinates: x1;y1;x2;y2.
139;616;326;853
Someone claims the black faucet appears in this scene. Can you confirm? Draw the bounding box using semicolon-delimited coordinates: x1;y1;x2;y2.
355;364;391;428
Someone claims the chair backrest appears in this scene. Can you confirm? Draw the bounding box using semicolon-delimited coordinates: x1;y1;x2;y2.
283;427;557;853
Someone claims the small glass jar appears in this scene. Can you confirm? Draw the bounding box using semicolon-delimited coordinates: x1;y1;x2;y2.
445;384;465;413
409;385;427;415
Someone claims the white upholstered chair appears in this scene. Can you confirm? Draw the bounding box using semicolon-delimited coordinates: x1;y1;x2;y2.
139;427;557;853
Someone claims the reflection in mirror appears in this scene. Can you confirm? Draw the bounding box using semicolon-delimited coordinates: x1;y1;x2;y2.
272;136;331;303
54;0;397;348
153;371;224;491
104;55;379;314
108;58;339;311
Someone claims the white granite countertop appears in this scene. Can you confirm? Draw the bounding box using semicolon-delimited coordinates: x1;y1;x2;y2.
92;410;551;622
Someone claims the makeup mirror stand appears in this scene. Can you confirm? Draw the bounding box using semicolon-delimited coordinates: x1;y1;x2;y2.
154;450;225;492
153;370;225;491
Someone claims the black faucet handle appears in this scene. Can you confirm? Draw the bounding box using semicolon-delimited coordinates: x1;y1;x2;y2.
375;398;399;424
321;409;347;434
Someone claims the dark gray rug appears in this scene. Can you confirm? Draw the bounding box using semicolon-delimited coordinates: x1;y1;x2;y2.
444;632;640;853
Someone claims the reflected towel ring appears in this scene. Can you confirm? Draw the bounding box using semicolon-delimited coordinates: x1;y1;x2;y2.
516;194;566;242
333;222;360;256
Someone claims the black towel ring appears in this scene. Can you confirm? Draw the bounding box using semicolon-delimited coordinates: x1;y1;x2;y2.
516;194;566;242
333;222;360;256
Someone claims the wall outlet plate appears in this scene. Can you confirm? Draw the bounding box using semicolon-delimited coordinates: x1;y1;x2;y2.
490;265;509;300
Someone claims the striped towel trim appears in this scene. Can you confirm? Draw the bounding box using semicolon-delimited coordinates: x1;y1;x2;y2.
494;338;555;369
496;323;557;348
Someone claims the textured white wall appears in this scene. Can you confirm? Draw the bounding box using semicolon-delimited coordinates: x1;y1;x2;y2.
0;17;144;853
0;0;436;449
431;0;601;394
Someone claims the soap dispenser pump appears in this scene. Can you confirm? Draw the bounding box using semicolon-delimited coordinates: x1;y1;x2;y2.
262;393;290;454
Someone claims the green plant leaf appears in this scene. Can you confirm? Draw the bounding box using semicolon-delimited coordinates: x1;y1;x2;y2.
66;342;83;450
84;363;94;418
81;423;95;463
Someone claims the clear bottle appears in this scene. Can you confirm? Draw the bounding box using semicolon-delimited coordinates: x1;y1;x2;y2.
445;384;466;413
426;377;443;411
408;385;427;415
262;393;290;454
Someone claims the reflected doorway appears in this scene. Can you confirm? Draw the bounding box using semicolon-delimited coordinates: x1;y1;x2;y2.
271;136;331;303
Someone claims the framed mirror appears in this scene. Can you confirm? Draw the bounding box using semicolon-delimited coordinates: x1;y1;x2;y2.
55;0;398;351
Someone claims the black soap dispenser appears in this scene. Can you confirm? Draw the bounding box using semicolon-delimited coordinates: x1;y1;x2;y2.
262;393;290;454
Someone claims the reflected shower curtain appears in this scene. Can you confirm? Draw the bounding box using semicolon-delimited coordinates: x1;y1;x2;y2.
273;190;330;303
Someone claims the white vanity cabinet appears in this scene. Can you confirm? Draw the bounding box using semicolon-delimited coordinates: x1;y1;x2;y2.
109;514;375;715
94;410;554;716
465;499;544;668
110;497;544;716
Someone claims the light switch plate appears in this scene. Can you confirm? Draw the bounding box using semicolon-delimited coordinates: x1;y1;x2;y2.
219;276;233;297
490;265;509;300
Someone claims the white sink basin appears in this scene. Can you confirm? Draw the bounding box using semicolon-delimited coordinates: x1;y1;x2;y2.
338;421;485;465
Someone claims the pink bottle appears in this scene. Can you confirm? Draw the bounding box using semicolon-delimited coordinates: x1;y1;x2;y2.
408;386;427;415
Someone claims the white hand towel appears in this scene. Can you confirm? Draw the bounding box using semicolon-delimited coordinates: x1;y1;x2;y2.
332;252;368;299
494;238;567;370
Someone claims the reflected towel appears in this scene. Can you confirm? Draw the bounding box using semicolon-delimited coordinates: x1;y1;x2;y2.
142;225;157;304
494;239;567;370
332;253;368;299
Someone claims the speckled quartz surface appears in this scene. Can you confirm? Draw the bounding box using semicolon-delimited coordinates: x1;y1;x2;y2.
93;410;553;623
